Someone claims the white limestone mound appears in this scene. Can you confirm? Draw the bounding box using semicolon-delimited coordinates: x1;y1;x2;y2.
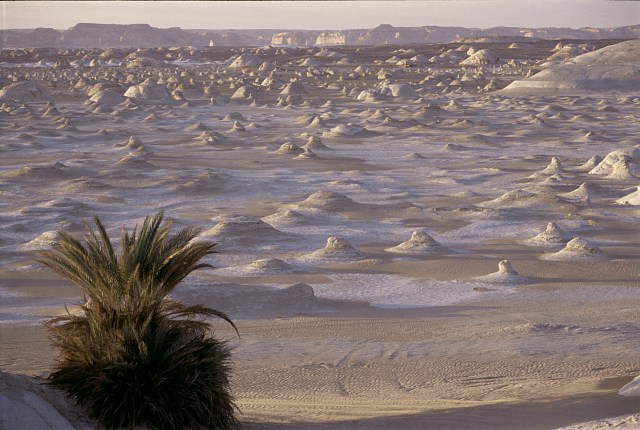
500;40;640;94
262;209;309;225
230;85;258;100
481;186;564;209
355;90;388;103
385;229;448;255
556;413;640;430
88;89;126;105
540;237;607;261
575;155;603;172
294;148;318;160
528;157;565;179
174;171;228;193
560;182;598;203
278;283;315;299
478;189;536;208
223;112;245;121
460;49;498;66
475;260;530;284
228;54;262;68
588;147;640;178
275;142;303;155
280;82;307;95
230;120;246;132
115;151;152;166
0;81;52;101
527;222;568;246
123;79;171;102
402;153;425;159
576;130;609;142
0;372;83;430
295;191;358;211
305;115;327;128
541;157;565;175
381;83;418;99
308;236;365;261
619;375;640;397
1;162;73;180
200;216;285;239
323;123;372;137
115;135;143;149
616;186;640;205
302;135;328;150
193;131;226;146
23;231;59;249
244;258;294;275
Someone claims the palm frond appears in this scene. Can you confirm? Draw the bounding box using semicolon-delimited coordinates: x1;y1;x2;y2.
40;211;238;429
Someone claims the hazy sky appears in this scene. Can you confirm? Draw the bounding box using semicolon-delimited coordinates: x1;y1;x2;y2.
1;1;639;31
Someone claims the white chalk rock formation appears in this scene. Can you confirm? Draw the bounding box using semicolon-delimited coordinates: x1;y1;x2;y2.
381;83;418;99
308;237;365;261
561;183;596;204
228;54;262;68
303;135;328;150
619;375;640;397
540;237;607;261
199;216;288;245
245;258;293;274
275;142;303;155
89;89;126;105
0;81;52;101
386;230;448;255
527;222;568;246
460;49;498;66
323;123;369;137
589;147;640;178
476;260;530;284
296;191;357;211
280;283;315;298
616;186;640;205
501;40;640;94
123;79;171;102
24;231;58;249
575;155;603;172
541;157;565;175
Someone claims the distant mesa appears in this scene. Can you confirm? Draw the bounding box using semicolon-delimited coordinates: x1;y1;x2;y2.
1;22;639;48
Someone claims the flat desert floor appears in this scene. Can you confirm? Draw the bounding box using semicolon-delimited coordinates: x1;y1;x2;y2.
1;39;640;429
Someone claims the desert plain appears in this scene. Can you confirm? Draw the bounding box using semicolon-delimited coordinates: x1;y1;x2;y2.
1;36;640;429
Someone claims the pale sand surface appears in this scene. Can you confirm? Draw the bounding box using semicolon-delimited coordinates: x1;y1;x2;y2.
1;39;640;429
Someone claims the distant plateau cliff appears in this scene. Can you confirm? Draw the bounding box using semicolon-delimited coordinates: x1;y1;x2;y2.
1;22;639;48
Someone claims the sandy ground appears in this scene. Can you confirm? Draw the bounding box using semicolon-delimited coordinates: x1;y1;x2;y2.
1;39;640;429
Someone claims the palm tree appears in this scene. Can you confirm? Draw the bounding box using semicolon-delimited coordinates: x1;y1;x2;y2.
39;211;238;429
